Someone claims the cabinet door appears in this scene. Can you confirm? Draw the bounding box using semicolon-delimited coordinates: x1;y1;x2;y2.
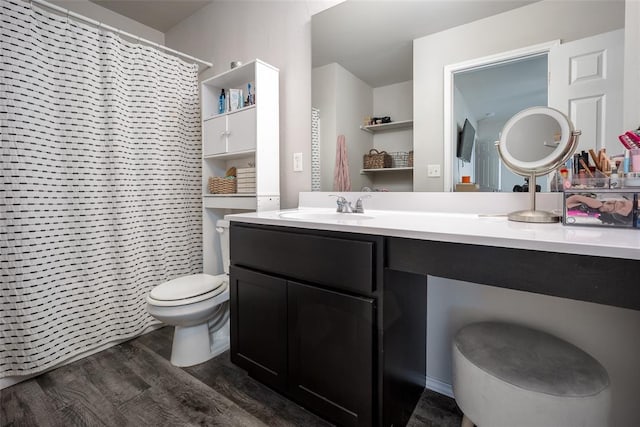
230;266;287;392
203;115;227;156
227;108;256;153
288;281;374;427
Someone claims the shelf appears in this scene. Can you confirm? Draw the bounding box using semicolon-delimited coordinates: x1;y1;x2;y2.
203;104;256;122
203;194;257;210
360;167;413;174
204;149;256;160
360;120;413;133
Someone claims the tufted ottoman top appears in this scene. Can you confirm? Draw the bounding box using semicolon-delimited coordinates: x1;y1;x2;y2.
454;322;609;397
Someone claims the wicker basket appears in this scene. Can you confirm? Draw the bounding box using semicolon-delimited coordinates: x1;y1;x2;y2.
208;176;237;194
408;151;414;167
363;149;392;169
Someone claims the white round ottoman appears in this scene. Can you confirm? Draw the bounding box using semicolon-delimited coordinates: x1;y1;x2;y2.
452;322;610;427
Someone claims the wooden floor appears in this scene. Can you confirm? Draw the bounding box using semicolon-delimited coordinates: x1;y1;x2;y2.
1;327;463;426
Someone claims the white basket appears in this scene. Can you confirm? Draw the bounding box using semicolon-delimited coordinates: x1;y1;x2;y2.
390;152;409;168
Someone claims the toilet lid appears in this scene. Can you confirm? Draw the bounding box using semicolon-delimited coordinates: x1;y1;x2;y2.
150;273;226;301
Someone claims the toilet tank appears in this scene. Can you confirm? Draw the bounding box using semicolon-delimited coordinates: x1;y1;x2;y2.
215;219;230;275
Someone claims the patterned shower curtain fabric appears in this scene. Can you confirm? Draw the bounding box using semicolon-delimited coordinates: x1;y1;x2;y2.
0;0;202;378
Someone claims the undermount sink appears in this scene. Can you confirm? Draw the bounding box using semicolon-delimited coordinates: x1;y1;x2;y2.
278;211;375;221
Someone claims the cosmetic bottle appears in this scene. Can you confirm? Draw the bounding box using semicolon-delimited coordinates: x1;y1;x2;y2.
218;89;226;114
610;162;619;188
623;149;630;174
246;83;254;105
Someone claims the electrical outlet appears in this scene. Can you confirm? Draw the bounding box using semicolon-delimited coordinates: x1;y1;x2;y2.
293;152;303;172
427;164;441;177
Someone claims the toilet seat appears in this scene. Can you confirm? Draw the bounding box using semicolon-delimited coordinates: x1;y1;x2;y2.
147;273;228;307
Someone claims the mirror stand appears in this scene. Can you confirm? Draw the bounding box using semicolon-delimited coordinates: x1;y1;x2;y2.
508;173;559;223
496;106;580;224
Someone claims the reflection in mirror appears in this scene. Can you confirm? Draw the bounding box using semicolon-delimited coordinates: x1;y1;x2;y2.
497;107;580;223
506;113;561;163
312;0;625;193
311;0;537;192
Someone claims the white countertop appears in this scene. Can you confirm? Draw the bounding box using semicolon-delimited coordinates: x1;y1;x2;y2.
228;208;639;260
226;193;640;260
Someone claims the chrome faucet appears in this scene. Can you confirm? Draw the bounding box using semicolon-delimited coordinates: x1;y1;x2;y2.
354;195;372;213
329;195;353;213
330;194;372;213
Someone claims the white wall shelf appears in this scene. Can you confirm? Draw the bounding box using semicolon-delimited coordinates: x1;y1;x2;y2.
203;104;256;122
360;119;413;133
360;167;414;174
203;149;256;160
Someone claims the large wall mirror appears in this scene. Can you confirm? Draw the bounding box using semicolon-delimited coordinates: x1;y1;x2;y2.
311;0;626;193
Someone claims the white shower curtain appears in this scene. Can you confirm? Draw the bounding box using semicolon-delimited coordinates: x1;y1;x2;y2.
0;0;202;377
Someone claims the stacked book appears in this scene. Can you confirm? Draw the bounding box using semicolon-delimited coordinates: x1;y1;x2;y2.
236;167;256;194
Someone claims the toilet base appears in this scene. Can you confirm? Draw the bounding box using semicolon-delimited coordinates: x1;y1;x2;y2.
170;319;230;367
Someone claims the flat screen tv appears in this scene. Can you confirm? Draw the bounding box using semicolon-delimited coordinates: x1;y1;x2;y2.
457;118;476;163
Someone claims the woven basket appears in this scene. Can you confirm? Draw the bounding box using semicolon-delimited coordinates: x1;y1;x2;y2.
208;176;237;194
408;151;414;167
363;149;392;169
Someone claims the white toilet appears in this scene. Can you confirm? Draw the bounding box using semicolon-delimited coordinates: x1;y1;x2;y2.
146;219;231;367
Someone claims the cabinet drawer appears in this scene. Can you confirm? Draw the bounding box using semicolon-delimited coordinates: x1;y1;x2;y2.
230;224;376;295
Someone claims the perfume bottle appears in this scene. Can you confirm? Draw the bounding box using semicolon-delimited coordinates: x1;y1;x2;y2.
218;89;226;114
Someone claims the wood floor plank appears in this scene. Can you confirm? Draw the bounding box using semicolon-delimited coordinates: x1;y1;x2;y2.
184;351;331;427
1;326;463;427
79;346;150;407
37;374;133;426
0;379;63;427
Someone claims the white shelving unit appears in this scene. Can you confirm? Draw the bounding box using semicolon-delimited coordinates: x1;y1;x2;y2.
360;119;414;190
359;119;413;133
201;59;280;274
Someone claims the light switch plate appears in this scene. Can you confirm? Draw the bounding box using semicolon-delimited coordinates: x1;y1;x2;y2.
293;152;303;172
427;164;441;177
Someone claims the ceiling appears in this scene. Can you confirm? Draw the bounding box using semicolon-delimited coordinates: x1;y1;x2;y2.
312;0;537;88
89;0;212;32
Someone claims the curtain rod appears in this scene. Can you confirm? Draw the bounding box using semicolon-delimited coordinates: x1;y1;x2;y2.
26;0;213;69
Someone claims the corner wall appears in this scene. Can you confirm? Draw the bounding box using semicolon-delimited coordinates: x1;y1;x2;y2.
165;1;340;208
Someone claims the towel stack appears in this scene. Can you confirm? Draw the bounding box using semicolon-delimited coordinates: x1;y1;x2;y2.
236;167;256;194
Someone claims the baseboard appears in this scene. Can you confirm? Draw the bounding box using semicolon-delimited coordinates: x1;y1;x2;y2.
425;376;454;398
0;323;163;390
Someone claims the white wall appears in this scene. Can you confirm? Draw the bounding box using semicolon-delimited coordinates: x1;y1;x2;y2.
313;63;374;191
414;0;625;192
371;81;413;191
335;65;374;192
165;1;339;208
51;0;164;44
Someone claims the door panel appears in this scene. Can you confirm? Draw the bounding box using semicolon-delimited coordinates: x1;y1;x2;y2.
549;29;624;153
230;265;287;392
228;108;257;153
203;115;227;156
288;281;374;427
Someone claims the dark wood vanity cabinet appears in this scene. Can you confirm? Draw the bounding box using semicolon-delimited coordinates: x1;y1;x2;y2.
288;280;374;426
229;223;427;427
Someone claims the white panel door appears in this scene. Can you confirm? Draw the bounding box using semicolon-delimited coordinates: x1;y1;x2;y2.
227;108;257;154
548;29;624;154
203;115;227;156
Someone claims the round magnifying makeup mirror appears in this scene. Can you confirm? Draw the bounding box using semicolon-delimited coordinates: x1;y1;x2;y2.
496;106;581;223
